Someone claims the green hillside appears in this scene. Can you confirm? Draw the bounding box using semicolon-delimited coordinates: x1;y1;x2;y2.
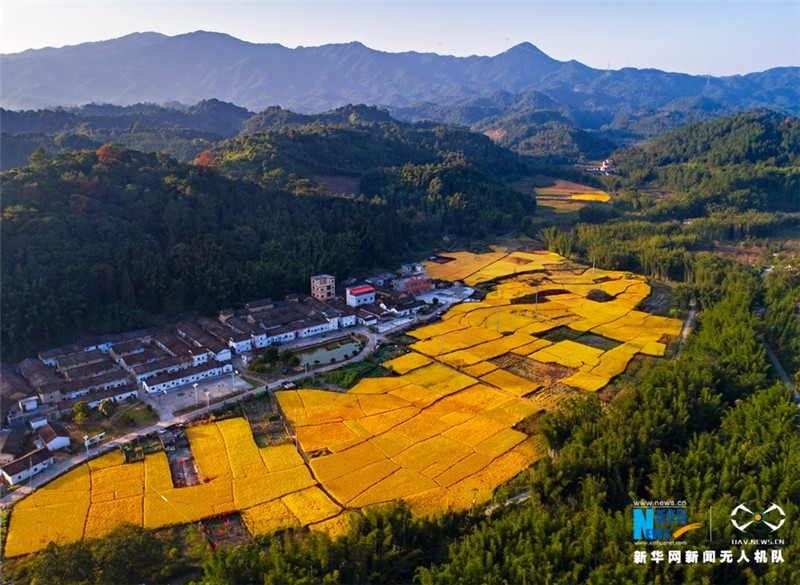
0;119;535;361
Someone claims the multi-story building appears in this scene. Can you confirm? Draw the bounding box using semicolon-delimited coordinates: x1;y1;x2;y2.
392;274;434;296
346;285;376;308
310;274;336;301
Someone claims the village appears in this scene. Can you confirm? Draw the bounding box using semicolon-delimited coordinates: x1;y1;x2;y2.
0;260;474;489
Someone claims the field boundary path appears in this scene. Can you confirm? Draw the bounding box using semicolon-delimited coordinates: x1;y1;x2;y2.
674;302;697;359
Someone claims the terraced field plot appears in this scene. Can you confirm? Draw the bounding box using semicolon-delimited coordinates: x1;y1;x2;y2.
6;252;682;557
4;419;346;557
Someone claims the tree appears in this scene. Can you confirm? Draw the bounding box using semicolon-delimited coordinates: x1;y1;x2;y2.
193;151;219;173
28;146;52;168
261;345;279;364
98;399;117;420
73;401;91;424
25;540;94;585
96;143;124;166
93;524;163;585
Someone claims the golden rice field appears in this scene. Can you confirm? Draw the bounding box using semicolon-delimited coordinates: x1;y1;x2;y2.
4;418;342;557
6;251;682;558
534;179;611;203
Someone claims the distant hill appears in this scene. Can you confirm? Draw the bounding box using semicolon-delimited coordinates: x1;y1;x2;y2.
0;99;253;169
3;34;798;166
3;32;797;117
611;109;800;216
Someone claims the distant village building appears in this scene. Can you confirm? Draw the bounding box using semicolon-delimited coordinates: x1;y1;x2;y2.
401;262;427;277
600;158;616;175
346;285;377;308
392;274;433;296
364;273;396;287
310;274;336;301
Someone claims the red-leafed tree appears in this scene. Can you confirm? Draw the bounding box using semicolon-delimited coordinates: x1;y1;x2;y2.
193;151;218;173
97;143;124;166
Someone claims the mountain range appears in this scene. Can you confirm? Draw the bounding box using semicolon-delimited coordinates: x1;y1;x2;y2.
3;31;798;117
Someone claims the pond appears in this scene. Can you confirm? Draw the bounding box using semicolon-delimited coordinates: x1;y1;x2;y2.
294;337;361;365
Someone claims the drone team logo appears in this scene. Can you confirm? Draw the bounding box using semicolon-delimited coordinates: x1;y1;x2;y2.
731;503;785;533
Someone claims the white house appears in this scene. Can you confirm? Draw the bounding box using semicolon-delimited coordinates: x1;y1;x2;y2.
37;422;71;451
0;447;54;485
142;362;234;394
227;332;253;354
346;285;376;308
264;329;297;346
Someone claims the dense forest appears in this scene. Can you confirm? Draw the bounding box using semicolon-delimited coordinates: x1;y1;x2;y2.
0;100;253;170
6;262;798;585
0;117;535;361
610;110;800;216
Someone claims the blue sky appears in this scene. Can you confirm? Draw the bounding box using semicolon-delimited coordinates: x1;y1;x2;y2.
2;1;798;75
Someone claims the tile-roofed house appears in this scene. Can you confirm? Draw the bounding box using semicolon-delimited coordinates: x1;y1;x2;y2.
0;447;54;485
75;334;115;353
324;300;358;328
55;348;106;373
38;344;81;367
152;330;193;357
197;316;235;344
218;308;235;323
130;355;193;384
109;339;149;362
142;362;233;394
36;422;70;451
1;364;35;424
175;321;230;361
59;384;138;412
0;428;26;464
107;328;158;344
18;358;62;404
61;358;117;382
365;272;397;287
18;358;59;389
245;298;274;311
118;347;165;372
61;369;132;399
226;316;260;336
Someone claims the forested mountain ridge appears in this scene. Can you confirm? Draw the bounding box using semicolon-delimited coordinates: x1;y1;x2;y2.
3;31;798;162
610;109;800;216
0;99;253;170
0;119;535;361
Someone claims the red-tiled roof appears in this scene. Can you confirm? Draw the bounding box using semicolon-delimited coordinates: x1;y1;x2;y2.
349;285;375;295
